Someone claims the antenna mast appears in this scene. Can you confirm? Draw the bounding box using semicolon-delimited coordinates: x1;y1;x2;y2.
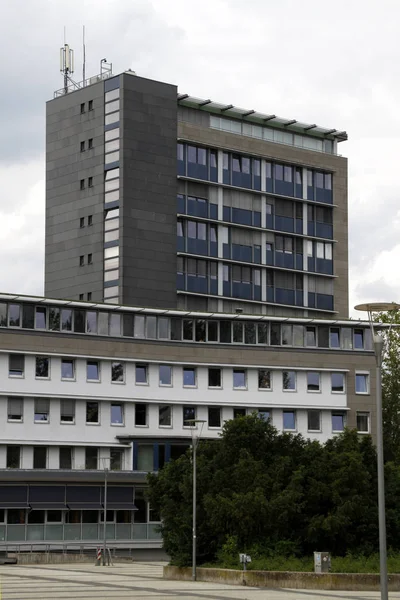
60;42;75;94
82;25;86;87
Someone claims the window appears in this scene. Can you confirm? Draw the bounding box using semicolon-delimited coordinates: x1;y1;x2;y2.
9;354;24;377
7;446;20;469
332;411;345;432
308;410;321;431
330;327;340;348
357;412;370;433
208;407;221;428
88;214;93;226
354;328;364;349
316;242;332;260
110;449;123;470
283;371;296;391
331;373;345;393
88;100;93;111
88;176;93;187
136;364;148;384
80;179;85;190
8;397;23;422
79;255;84;266
307;372;320;392
33;446;47;469
60;447;72;469
35;357;49;379
135;403;148;426
111;403;124;425
356;373;369;394
87;292;92;301
61;399;75;423
258;369;271;390
87;360;100;381
80;217;85;228
159;405;172;427
80;103;85;113
258;409;270;422
183;406;196;427
88;253;93;265
88;138;93;149
111;362;124;383
86;401;99;424
283;410;296;431
208;368;221;388
159;365;172;386
183;367;196;387
34;398;50;423
306;326;316;347
234;408;246;418
80;141;85;152
233;369;246;389
85;447;98;470
276;235;293;254
61;359;74;380
8;303;21;327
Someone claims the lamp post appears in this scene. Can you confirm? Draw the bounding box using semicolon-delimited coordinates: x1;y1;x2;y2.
100;457;110;566
186;419;205;582
354;301;400;600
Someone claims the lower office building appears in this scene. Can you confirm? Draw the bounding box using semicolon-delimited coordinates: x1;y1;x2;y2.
0;293;375;551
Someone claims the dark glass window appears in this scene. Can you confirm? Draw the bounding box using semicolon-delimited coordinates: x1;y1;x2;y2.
159;365;172;386
234;408;246;419
86;402;99;423
308;410;321;431
111;362;124;382
159;405;172;427
283;411;296;430
60;447;72;469
354;328;364;349
6;446;20;469
258;370;271;389
74;310;85;333
306;326;316;346
35;307;46;329
33;446;47;469
34;398;49;422
49;307;60;330
283;371;296;390
307;372;320;391
183;406;196;426
331;373;345;392
61;309;72;331
208;407;221;428
8;397;23;421
85;447;98;469
61;399;75;423
208;368;221;388
330;327;340;348
9;304;21;327
135;404;147;426
35;357;49;378
9;354;24;377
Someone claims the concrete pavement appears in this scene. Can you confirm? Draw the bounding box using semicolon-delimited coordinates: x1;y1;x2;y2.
0;562;399;599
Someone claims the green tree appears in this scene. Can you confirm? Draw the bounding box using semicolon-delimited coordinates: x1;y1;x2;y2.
375;309;400;463
147;416;385;565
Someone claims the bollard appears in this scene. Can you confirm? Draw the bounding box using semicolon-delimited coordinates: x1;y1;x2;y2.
95;547;102;566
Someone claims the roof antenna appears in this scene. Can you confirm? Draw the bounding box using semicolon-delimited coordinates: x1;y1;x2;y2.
60;30;79;95
82;25;86;87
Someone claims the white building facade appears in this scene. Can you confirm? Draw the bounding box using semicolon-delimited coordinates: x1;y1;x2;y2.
0;293;375;551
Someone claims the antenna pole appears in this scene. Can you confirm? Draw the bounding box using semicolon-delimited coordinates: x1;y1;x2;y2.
82;25;86;87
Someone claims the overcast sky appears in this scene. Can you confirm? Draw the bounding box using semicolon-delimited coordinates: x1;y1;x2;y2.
1;0;399;316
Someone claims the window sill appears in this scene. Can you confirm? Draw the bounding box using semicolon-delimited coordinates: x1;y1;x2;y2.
357;430;370;435
159;425;173;429
307;390;321;393
258;388;272;392
208;386;222;390
35;377;50;381
86;422;100;426
61;421;75;425
34;420;49;424
233;387;247;391
283;389;297;393
183;385;197;389
61;378;75;382
159;383;173;388
87;379;101;383
8;419;23;423
283;429;297;432
308;429;322;433
332;429;345;434
135;382;149;386
355;392;370;395
331;390;345;394
111;381;125;385
111;423;125;427
8;374;24;379
135;424;149;428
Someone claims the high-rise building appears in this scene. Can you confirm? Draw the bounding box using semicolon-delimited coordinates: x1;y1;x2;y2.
45;70;348;317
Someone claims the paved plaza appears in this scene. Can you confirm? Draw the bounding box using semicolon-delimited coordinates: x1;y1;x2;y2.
0;562;399;600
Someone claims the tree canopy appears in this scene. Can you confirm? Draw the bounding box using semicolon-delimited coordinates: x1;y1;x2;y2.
146;415;399;565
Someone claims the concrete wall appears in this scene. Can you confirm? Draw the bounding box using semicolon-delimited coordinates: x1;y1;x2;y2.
45;83;106;301
120;74;178;308
164;565;400;592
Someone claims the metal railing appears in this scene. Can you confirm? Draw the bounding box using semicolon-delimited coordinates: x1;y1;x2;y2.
54;71;113;98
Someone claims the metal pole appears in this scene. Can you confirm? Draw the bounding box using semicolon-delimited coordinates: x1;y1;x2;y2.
375;339;388;600
103;467;108;566
192;439;197;581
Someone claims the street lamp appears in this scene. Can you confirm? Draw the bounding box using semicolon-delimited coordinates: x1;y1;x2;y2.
186;419;206;582
100;457;110;566
354;301;400;600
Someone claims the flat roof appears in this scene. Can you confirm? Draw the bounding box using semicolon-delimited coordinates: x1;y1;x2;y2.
178;94;347;142
0;292;380;328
